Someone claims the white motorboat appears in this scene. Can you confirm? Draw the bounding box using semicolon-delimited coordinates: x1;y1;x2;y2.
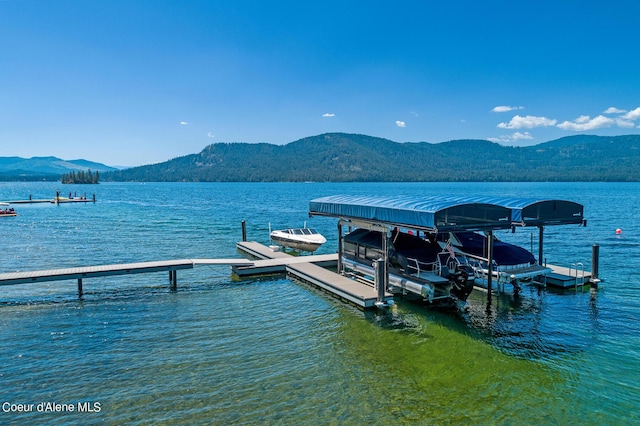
270;227;326;252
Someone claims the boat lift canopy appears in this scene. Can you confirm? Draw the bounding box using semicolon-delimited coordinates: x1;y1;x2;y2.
309;194;586;301
309;195;584;232
494;198;584;226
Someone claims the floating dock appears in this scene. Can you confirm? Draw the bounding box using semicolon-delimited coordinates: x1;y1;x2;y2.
236;241;393;309
546;264;593;288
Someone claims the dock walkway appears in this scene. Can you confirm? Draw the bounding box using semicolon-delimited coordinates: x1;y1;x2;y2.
0;242;392;308
0;258;253;297
236;241;393;309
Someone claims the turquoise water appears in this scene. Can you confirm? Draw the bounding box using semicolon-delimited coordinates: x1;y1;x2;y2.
0;182;638;425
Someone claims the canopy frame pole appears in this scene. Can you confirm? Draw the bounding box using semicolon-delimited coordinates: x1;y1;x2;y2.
337;221;343;274
487;230;494;304
538;226;544;266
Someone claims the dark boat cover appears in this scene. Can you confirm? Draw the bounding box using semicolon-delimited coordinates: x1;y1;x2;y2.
451;232;536;266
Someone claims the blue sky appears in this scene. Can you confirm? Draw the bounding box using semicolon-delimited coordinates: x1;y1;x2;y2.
2;0;639;166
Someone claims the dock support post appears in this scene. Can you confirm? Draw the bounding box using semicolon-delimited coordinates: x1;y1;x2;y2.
169;270;177;291
337;221;343;274
374;231;389;306
374;258;387;305
487;230;493;305
590;244;600;290
538;226;544;266
78;278;83;297
241;220;247;242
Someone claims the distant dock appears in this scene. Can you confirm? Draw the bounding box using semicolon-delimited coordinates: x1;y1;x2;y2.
2;191;96;205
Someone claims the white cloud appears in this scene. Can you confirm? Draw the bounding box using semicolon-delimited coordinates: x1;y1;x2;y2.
622;107;640;121
557;115;614;131
180;121;190;125
512;132;533;140
492;105;524;113
617;120;636;128
322;113;335;117
395;120;406;128
555;107;640;131
488;132;533;144
604;107;626;114
497;115;557;129
207;132;215;138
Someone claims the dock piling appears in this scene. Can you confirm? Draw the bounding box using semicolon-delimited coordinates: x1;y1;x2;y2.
486;230;494;304
590;244;600;290
241;220;247;242
169;270;177;290
374;258;387;305
78;278;83;297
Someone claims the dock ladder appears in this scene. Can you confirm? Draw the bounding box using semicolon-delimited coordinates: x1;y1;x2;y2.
570;262;585;290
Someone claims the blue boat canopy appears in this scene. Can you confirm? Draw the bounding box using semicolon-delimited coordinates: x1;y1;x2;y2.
494;198;584;226
309;195;513;232
309;195;584;232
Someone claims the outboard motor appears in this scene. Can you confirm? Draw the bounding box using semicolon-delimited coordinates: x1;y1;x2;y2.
450;265;474;301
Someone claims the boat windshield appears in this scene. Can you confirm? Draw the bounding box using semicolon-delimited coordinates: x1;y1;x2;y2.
289;228;320;235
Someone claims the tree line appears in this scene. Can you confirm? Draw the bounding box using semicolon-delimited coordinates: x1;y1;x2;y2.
102;133;640;182
61;169;100;184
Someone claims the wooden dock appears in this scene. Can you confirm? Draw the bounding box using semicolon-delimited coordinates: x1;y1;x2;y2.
0;240;394;309
0;258;253;297
236;241;393;309
2;192;96;204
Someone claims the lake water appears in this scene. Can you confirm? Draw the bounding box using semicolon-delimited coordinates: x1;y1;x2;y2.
0;181;638;425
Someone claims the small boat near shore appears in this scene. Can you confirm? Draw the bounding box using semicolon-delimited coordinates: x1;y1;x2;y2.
270;226;327;252
0;203;17;217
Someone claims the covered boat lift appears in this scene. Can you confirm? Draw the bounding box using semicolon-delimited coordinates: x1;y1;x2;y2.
497;197;585;265
309;195;586;302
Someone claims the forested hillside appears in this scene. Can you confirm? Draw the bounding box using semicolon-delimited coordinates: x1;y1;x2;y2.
103;133;640;182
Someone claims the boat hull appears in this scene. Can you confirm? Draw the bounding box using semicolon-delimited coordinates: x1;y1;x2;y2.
270;235;323;252
270;228;327;252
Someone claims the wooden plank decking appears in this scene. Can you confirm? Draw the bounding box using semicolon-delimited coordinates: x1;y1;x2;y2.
0;258;256;290
0;260;196;286
0;241;393;309
236;241;392;309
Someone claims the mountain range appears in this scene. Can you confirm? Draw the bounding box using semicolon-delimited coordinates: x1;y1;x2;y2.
2;133;639;182
0;157;117;181
103;133;640;182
